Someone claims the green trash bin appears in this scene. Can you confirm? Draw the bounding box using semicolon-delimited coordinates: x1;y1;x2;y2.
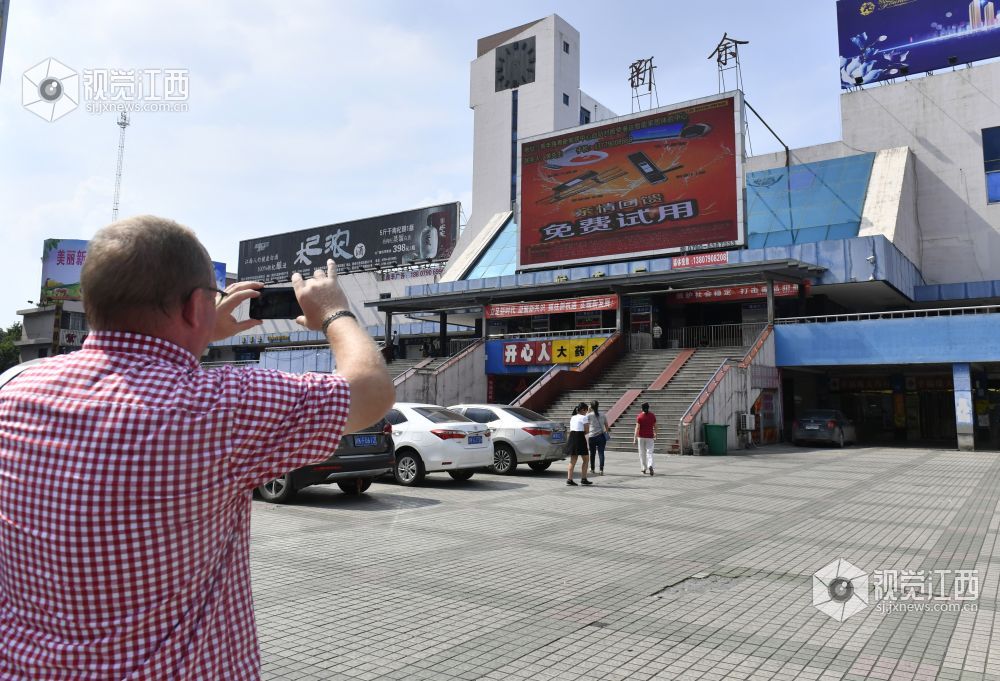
703;424;729;455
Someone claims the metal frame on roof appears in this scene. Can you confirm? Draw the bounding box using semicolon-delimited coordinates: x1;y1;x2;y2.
367;259;825;314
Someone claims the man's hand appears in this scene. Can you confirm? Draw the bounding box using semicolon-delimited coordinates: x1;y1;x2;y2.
211;281;263;342
292;260;351;330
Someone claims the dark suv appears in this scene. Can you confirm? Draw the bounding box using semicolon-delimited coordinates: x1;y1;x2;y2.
257;419;394;503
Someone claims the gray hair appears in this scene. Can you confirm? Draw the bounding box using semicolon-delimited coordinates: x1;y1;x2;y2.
81;215;213;330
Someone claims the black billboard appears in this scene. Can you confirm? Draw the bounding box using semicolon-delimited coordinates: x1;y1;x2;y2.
838;0;1000;89
238;202;460;282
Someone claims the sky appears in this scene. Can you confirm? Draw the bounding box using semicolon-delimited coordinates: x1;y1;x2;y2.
0;0;844;328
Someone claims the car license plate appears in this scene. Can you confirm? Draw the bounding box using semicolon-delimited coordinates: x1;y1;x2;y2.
468;435;483;444
551;432;564;442
353;434;379;447
805;425;819;430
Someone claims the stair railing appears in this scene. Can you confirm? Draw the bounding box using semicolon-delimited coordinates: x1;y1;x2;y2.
677;324;775;454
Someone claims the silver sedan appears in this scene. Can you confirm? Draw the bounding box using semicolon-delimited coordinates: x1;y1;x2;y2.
449;404;567;474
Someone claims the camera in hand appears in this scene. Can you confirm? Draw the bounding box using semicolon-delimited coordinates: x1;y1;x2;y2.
249;287;303;320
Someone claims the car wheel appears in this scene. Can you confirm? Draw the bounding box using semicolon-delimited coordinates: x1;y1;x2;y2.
448;470;475;482
491;444;517;475
258;474;297;504
527;461;552;472
835;429;845;448
394;450;425;486
337;478;373;495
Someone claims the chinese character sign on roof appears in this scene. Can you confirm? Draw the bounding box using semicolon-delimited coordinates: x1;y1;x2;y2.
519;94;744;270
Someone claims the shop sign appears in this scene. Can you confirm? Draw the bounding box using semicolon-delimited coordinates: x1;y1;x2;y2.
486;294;618;319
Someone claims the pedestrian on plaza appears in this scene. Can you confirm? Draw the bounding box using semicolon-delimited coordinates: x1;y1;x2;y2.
567;402;593;486
587;399;610;475
634;402;657;475
652;323;663;349
391;330;400;360
0;216;394;679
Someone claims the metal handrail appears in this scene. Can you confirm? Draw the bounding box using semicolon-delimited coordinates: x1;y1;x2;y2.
677;359;734;455
511;364;568;406
487;328;617;340
260;344;331;352
676;323;772;453
201;360;260;369
775;305;1000;324
663;322;767;348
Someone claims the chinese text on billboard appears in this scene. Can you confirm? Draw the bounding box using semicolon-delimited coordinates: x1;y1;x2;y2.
519;95;742;269
238;203;460;282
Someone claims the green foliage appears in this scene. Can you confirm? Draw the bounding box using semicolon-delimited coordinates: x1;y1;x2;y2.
0;322;22;373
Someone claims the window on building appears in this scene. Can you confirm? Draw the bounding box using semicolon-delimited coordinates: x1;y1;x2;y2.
563;40;570;54
984;126;1000;204
580;107;591;125
562;93;569;106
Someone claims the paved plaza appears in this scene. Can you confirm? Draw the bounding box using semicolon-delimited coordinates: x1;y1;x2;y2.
250;446;1000;680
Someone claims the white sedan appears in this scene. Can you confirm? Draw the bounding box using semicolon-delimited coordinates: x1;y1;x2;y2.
384;403;493;486
449;404;567;474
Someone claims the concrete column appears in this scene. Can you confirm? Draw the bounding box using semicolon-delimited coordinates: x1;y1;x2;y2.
765;279;775;323
953;363;975;451
438;312;448;357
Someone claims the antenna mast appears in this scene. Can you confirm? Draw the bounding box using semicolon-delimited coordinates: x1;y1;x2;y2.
111;112;130;222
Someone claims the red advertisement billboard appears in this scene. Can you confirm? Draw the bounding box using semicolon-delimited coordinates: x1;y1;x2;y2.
485;294;618;319
666;282;804;303
519;94;743;270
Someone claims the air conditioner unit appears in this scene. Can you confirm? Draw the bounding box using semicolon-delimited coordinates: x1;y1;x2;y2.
738;413;756;432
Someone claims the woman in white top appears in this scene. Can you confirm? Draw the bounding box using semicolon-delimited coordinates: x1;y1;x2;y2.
586;399;610;475
566;402;593;486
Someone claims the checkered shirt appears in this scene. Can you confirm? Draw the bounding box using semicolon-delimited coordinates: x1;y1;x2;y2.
0;331;351;680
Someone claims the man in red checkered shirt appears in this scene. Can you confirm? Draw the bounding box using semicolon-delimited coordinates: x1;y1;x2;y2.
0;216;394;679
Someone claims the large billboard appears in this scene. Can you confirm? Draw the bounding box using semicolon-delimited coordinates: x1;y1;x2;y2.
238;203;459;282
39;238;226;304
0;1;9;85
40;239;88;303
838;0;1000;89
518;93;744;270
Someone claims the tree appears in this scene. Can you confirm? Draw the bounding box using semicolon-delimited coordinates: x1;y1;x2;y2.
0;322;23;373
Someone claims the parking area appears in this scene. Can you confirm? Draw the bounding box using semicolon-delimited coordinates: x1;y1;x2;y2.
251;445;1000;681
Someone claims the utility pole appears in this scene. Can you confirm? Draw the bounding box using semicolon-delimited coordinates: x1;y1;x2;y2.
111;112;130;222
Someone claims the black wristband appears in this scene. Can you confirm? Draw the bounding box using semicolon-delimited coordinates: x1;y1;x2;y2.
321;310;357;334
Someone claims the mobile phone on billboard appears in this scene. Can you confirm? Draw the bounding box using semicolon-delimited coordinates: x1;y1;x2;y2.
627;152;666;184
248;286;303;320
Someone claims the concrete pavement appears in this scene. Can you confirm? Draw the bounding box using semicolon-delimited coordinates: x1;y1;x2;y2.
250;445;1000;680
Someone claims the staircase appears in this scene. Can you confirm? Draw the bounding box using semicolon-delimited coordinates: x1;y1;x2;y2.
539;350;682;428
387;357;426;378
616;348;739;454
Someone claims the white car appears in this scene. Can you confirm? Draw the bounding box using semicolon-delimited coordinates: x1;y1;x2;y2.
448;404;567;475
384;403;493;486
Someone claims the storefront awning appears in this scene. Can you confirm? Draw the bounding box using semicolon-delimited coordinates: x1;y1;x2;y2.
367;259;825;315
